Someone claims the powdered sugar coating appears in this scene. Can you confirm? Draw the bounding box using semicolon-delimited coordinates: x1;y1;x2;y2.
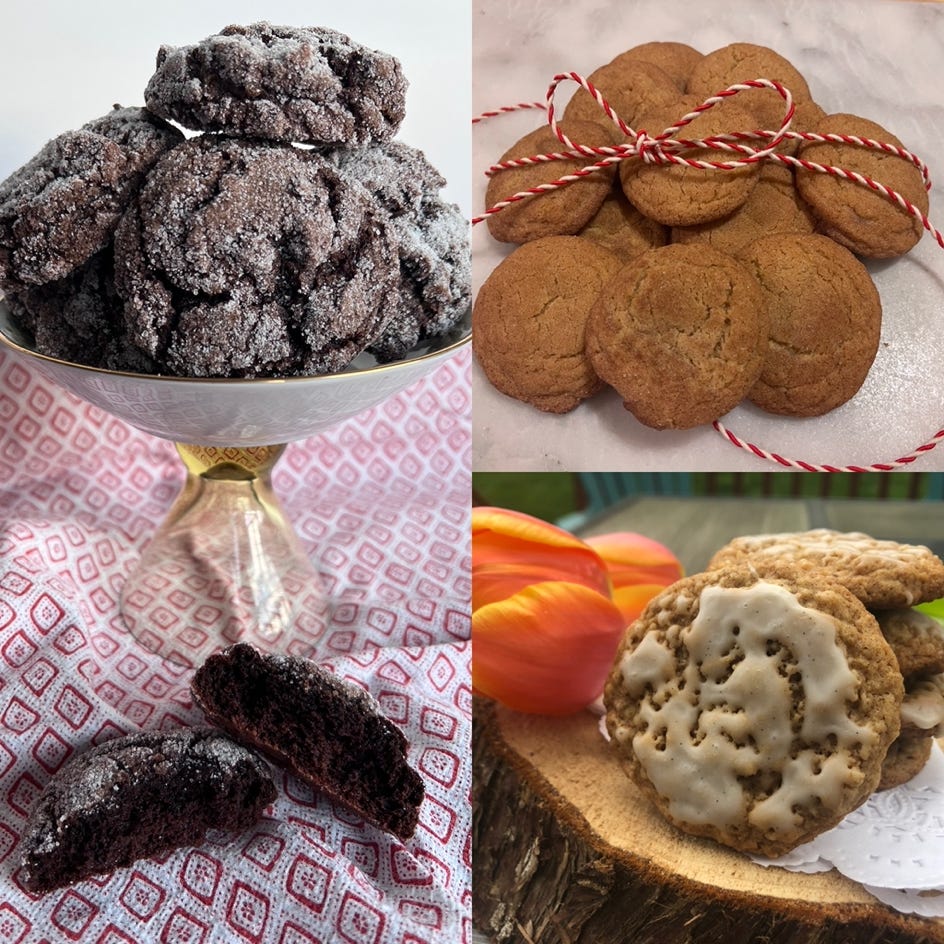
144;22;407;147
114;136;399;377
0;106;182;292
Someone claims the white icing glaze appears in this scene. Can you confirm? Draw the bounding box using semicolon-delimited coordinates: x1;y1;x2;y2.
901;678;944;735
621;581;877;834
733;529;929;570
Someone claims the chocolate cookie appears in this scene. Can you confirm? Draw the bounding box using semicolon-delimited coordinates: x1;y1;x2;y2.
708;529;944;610
144;23;406;147
585;243;768;429
687;43;814;132
6;248;155;373
562;56;679;133
484;122;619;244
328;141;470;361
578;184;668;260
875;608;944;679
617;42;704;92
671;163;816;255
737;233;882;417
0;106;182;293
604;567;902;857
796;112;929;258
114;136;398;377
191;643;425;840
620;97;762;226
19;727;275;893
473;235;622;413
877;734;933;791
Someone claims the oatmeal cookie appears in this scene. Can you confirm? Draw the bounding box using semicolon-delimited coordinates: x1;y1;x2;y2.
113;136;398;377
473;235;622;413
737;233;882;416
0;106;182;292
144;22;406;147
796;113;928;258
585;243;768;429
875;608;944;679
877;734;933;791
604;567;902;856
708;529;944;609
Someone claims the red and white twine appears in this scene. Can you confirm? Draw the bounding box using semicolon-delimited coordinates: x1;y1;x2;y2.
472;73;944;472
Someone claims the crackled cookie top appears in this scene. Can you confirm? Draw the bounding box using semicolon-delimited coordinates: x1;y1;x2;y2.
604;568;901;856
708;529;944;609
113;136;398;377
0;106;182;292
144;22;407;147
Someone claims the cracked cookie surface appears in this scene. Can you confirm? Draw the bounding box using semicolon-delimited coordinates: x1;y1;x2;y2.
0;106;182;293
473;235;622;413
585;242;769;429
737;233;881;416
144;22;407;147
114;136;398;377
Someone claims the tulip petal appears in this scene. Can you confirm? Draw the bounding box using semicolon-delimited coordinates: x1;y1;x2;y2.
473;581;626;715
610;583;672;627
472;507;612;611
585;531;683;590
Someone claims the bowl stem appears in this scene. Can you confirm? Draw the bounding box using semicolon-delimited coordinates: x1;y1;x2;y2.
119;443;328;667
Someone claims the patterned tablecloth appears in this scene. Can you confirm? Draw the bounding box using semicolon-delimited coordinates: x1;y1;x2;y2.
0;346;472;944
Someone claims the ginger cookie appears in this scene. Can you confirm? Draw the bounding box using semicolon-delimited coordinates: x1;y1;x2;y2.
687;43;814;132
585;243;768;429
562;55;679;133
875;608;944;679
484;121;619;244
796;112;928;258
473;235;622;413
737;233;881;417
604;567;902;857
708;529;944;610
617;41;704;92
578;184;668;260
620;97;762;226
877;734;933;791
671;163;816;255
144;23;406;147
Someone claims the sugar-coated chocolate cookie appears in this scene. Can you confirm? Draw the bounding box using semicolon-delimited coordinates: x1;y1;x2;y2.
6;248;155;373
796;113;928;258
585;243;768;429
604;567;902;857
875;608;944;679
737;233;881;416
19;727;275;893
708;529;944;610
144;22;406;147
877;734;933;791
0;106;182;293
484;122;618;244
328;140;469;362
578;184;668;260
562;56;679;133
114;136;398;377
473;235;622;413
687;43;814;132
620;97;762;226
617;42;704;92
671;163;816;255
191;643;425;840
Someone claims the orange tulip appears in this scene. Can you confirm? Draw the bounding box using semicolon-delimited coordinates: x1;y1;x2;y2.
471;507;682;715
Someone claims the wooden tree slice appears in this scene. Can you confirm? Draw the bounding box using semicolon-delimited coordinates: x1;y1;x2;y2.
473;698;944;944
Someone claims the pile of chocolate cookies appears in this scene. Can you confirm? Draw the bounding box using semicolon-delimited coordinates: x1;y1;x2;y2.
0;23;470;378
605;529;944;858
474;41;928;429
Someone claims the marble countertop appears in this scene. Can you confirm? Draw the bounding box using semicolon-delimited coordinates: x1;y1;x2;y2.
472;0;944;472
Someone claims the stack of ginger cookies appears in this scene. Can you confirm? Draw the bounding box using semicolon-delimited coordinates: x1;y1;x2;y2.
473;41;929;429
604;528;944;857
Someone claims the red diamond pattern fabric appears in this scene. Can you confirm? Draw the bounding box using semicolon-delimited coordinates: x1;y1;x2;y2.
0;348;471;943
